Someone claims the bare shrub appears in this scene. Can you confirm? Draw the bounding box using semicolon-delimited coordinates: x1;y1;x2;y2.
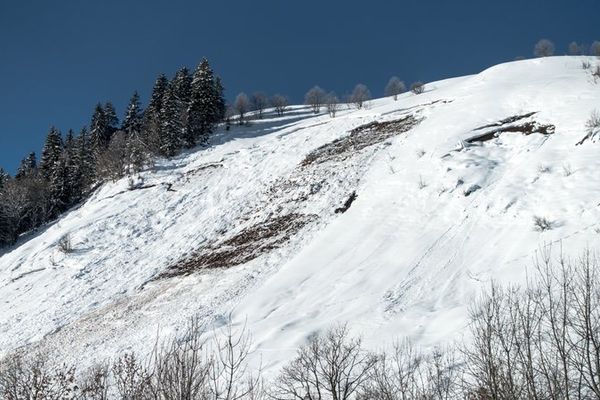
385;76;406;100
304;86;326;113
411;82;425;94
418;175;427;189
537;164;551;174
0;353;77;400
533;215;553;231
58;233;73;253
112;353;152;400
586;109;600;132
593;65;600;80
273;325;376;400
534;39;555;57
562;163;573;177
79;363;110;400
582;60;592;70
350;84;371;109
270;95;289;116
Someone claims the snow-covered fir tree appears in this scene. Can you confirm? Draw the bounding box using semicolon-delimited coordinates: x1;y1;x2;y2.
159;83;183;157
0;168;7;190
189;59;222;144
103;102;119;133
172;68;193;148
89;104;110;157
122;91;143;136
39;127;63;181
144;74;169;154
74;127;95;195
15;152;37;180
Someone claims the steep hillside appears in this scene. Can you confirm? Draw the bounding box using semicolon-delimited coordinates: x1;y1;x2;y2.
1;56;599;372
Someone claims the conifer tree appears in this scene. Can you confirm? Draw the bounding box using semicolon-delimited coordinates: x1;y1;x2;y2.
90;104;110;157
122;91;147;173
144;74;169;154
172;68;194;148
48;155;70;216
0;168;7;191
122;91;143;136
159;84;183;157
189;58;219;144
63;129;79;203
104;102;119;133
75;127;95;194
15;152;37;180
39;127;63;181
214;76;226;122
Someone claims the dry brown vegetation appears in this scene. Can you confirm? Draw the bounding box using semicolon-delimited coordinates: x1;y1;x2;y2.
302;116;420;166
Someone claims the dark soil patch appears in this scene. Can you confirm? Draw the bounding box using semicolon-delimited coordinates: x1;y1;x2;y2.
473;112;538;131
335;192;357;214
301;116;420;166
466;119;555;144
186;162;223;176
159;213;317;278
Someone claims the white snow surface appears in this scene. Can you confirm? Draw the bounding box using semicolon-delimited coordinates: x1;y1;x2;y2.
2;56;600;372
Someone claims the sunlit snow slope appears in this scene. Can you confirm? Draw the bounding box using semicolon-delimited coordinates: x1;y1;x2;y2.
1;57;600;371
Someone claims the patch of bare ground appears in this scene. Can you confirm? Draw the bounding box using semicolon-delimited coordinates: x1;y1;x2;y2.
160;213;317;278
301;115;420;166
466;113;555;143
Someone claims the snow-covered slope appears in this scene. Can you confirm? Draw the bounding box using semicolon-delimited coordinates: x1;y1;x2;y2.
1;56;600;371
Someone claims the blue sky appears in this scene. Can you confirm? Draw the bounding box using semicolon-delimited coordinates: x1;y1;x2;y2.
1;0;598;174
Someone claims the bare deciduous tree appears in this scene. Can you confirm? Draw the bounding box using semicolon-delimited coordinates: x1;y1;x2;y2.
534;39;555;57
112;353;152;400
591;41;600;57
96;131;128;181
79;363;110;400
410;82;425;95
304;86;326;113
234;93;251;124
385;76;406;100
271;95;289;116
273;325;376;400
350;84;371;109
251;92;269;119
568;41;583;55
326;92;340;118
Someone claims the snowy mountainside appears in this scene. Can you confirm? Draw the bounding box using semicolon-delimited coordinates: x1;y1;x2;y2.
1;56;600;372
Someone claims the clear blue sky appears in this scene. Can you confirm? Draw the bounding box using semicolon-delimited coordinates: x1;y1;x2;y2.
1;0;598;174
